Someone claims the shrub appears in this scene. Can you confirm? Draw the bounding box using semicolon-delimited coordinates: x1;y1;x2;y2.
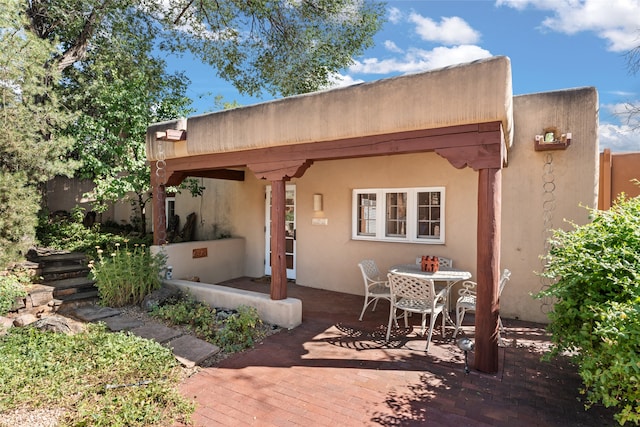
215;305;265;353
150;296;217;341
0;272;28;316
536;194;640;425
150;296;267;353
90;243;165;307
36;207;152;261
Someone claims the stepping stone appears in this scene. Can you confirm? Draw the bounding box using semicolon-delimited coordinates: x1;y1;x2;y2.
130;323;183;343
102;315;144;332
72;305;121;322
166;335;220;368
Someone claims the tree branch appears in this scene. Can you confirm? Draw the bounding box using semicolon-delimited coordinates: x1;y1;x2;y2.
55;0;112;72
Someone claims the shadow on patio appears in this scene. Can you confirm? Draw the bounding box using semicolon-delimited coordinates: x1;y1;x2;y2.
179;278;618;426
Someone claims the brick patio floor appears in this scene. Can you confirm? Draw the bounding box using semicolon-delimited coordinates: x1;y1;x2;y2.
178;278;617;426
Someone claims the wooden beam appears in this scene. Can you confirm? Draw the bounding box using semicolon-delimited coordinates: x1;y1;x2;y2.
163;122;504;176
187;169;245;181
248;160;313;181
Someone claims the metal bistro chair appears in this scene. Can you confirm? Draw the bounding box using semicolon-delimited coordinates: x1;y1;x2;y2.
357;260;391;321
386;271;447;352
454;268;512;338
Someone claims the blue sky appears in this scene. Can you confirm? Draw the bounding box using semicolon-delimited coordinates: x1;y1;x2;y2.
166;0;640;152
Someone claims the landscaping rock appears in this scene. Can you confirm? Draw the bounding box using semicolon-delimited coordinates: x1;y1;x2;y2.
102;315;144;332
0;316;13;333
141;285;182;312
167;335;220;368
72;305;121;322
13;313;37;327
130;323;183;343
31;316;83;334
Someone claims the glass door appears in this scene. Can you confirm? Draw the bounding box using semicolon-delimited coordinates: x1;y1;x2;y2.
265;184;296;280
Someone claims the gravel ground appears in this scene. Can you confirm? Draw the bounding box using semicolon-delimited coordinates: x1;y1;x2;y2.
0;304;281;426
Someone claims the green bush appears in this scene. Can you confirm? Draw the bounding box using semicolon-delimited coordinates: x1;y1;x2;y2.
536;194;640;425
36;207;152;261
215;305;265;353
90;243;165;307
150;296;218;341
0;273;28;316
150;296;267;353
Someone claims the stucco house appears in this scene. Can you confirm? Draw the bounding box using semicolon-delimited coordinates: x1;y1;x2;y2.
146;56;598;372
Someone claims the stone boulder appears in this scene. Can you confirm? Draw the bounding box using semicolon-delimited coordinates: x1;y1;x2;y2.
141;285;183;312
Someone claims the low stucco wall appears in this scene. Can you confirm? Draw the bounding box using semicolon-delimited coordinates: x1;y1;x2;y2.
164;280;302;329
151;238;245;284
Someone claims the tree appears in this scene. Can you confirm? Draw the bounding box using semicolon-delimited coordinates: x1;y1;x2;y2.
624;40;640;129
25;0;384;93
0;0;77;266
24;0;384;233
62;11;192;232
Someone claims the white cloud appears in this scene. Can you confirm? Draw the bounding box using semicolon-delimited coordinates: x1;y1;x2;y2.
325;72;365;89
408;13;480;45
349;45;492;75
384;40;403;53
497;0;640;52
388;6;403;24
599;122;640;152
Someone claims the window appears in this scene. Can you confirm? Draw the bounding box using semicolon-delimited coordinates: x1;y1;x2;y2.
352;187;445;244
165;196;175;222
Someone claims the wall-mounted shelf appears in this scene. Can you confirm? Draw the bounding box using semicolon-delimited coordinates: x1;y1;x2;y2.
534;139;571;151
534;127;571;151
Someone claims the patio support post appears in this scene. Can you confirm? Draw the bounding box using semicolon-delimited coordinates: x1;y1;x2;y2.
270;179;288;300
474;167;502;373
248;160;313;301
151;163;167;246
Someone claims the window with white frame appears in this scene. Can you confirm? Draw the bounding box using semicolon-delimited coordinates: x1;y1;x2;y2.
352;187;445;244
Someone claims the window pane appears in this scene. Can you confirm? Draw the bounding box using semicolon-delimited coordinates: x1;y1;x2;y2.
357;193;376;236
386;192;407;237
417;191;441;239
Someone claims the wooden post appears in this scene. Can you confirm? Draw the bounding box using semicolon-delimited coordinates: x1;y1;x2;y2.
598;148;612;210
270;179;288;300
474;167;501;373
151;163;167;246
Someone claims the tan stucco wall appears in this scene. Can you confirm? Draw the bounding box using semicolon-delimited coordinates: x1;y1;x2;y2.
167;87;598;324
46;176;134;227
501;87;599;323
147;56;513;161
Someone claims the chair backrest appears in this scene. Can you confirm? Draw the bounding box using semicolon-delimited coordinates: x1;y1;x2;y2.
358;259;382;284
498;269;511;296
387;272;437;304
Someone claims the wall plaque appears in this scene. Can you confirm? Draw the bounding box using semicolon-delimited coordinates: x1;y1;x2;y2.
192;248;208;258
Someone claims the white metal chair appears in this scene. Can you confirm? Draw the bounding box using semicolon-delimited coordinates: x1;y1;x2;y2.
453;269;511;338
357;260;391;321
385;271;447;352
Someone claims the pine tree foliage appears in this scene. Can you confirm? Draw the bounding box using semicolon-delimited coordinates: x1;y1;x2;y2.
0;0;76;265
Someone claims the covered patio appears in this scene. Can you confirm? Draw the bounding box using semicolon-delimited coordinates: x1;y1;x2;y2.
179;277;617;426
148;57;514;373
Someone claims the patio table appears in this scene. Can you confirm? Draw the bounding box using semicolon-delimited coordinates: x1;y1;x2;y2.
388;264;472;328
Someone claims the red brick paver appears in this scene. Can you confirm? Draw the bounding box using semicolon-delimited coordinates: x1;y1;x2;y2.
179;279;617;426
